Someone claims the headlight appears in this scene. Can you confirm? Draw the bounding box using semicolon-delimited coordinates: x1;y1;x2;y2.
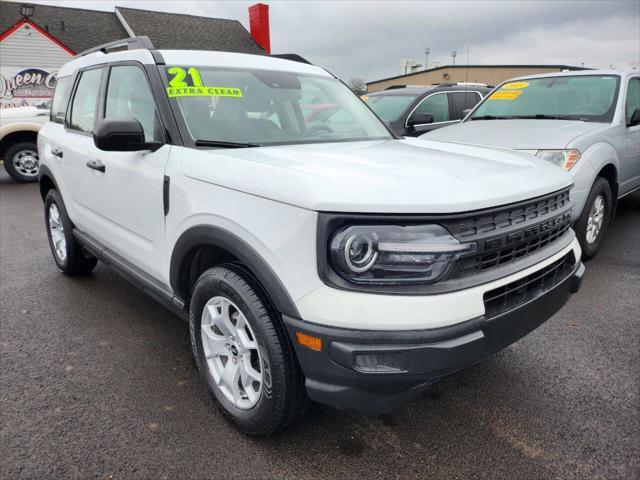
329;224;476;285
536;149;580;170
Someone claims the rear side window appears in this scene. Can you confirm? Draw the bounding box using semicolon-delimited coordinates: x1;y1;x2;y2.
449;91;481;120
50;76;72;124
69;68;103;133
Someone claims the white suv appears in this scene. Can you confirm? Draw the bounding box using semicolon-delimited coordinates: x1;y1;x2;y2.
39;37;585;436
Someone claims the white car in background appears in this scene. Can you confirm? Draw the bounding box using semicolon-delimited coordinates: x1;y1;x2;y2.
0;101;50;182
423;70;640;258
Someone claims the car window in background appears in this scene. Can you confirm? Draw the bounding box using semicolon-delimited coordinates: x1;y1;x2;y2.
414;93;449;123
365;94;418;122
471;75;620;122
68;68;103;133
626;78;640;124
449;91;481;120
50;76;72;124
105;66;161;142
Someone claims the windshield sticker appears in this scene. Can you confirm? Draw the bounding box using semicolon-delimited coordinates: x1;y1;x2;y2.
490;90;522;100
502;81;529;90
165;66;244;98
166;86;243;98
361;95;369;101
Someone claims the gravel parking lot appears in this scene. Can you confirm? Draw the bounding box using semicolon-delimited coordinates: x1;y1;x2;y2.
1;169;638;480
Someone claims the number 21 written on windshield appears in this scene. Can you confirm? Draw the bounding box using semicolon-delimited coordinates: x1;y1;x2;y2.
167;67;204;87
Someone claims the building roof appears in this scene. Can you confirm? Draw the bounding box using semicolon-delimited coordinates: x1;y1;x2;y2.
116;7;264;54
367;64;587;85
0;1;264;55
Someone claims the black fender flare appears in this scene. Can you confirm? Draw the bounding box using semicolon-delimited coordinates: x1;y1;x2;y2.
38;164;61;201
170;225;300;318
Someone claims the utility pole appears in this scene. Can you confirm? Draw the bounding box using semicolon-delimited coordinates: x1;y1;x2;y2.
452;51;457;66
424;47;430;71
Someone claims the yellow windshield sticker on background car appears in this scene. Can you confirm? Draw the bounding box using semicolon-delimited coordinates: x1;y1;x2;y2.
361;95;369;101
490;90;523;100
166;86;244;98
502;81;529;90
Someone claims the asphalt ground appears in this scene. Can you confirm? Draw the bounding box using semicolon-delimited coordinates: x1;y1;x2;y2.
1;168;639;480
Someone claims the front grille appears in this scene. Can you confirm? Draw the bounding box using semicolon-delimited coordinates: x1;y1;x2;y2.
439;188;574;280
446;189;571;239
453;212;572;277
483;251;575;319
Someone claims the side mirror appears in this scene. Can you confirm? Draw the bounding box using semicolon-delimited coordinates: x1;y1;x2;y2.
629;107;640;127
407;112;434;127
93;118;162;152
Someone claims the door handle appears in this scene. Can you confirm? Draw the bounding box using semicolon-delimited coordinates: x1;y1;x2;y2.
52;148;63;158
86;159;106;173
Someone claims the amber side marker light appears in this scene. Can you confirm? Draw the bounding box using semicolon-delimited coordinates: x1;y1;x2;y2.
296;331;323;351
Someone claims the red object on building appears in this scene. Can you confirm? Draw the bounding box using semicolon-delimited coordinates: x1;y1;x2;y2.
249;3;270;54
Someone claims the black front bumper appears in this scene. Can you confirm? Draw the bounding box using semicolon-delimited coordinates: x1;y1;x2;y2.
283;260;585;415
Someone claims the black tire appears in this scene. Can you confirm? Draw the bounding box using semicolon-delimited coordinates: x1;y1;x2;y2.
4;141;39;182
189;265;307;437
574;177;613;259
44;190;98;274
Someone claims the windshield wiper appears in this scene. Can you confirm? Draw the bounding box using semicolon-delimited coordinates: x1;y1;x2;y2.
509;114;586;121
469;115;511;120
195;139;260;148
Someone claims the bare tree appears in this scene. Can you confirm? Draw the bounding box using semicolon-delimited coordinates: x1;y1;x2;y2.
347;77;367;93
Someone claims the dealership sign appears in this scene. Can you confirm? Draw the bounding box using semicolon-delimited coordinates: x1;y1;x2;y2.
0;67;57;108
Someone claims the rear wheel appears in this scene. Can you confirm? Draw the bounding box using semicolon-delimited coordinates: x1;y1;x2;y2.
189;265;306;437
575;177;612;259
4;141;39;182
44;190;98;274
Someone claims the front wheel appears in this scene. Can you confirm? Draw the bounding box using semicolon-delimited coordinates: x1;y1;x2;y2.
574;177;612;259
189;265;306;437
4;141;39;182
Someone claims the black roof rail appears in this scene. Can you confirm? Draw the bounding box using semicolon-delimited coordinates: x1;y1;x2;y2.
271;53;312;65
384;85;407;90
76;36;155;58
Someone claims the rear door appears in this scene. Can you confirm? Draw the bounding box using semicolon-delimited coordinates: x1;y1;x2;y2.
449;91;483;121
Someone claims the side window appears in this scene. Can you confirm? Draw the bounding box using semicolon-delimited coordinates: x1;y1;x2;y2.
50;76;72;124
69;68;103;133
413;93;449;123
626;78;640;125
449;92;481;120
105;65;161;142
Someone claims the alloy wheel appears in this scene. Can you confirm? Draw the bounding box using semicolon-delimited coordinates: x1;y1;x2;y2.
585;194;605;244
201;296;263;409
12;149;39;178
48;203;67;261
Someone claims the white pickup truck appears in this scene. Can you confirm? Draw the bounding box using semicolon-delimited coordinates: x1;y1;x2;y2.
424;70;640;257
38;37;584;436
0;102;49;182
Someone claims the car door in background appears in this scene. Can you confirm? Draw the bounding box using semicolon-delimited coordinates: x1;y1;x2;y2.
449;91;483;121
621;76;640;194
404;92;454;136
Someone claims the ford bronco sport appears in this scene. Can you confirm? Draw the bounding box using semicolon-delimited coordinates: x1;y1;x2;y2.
38;37;584;436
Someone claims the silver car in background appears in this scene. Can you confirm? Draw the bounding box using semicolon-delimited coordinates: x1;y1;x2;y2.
423;70;640;257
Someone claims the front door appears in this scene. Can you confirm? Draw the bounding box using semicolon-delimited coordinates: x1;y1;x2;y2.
71;63;170;280
621;76;640;194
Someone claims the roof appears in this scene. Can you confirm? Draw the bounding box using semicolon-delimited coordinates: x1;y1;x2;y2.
508;69;637;82
0;1;264;55
0;1;127;54
115;7;264;54
367;64;588;85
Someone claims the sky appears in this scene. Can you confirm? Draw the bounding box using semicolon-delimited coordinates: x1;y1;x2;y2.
16;0;640;82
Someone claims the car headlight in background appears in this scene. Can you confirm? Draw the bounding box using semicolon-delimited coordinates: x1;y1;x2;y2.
329;224;476;285
536;149;581;170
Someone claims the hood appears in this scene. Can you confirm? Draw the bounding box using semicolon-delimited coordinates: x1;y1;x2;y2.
423;119;603;150
181;138;572;213
0;106;48;121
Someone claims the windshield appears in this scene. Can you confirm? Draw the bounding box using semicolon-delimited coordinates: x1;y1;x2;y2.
364;94;418;122
166;66;392;146
470;75;620;122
